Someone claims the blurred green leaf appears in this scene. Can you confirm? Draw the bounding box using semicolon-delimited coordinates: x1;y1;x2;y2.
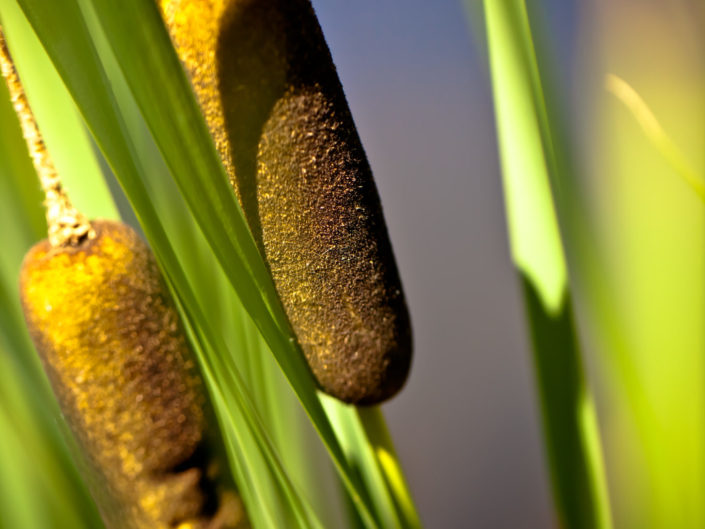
606;73;705;203
480;1;613;528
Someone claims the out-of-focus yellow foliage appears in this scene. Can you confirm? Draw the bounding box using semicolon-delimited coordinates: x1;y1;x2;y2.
585;2;705;527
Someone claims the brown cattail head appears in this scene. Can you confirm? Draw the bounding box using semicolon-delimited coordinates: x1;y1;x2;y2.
159;0;412;405
19;221;247;529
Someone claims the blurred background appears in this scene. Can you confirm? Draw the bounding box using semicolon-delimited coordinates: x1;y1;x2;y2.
0;1;702;528
312;1;704;528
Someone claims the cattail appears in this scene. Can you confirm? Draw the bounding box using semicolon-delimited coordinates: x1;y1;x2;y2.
159;0;412;405
1;29;247;529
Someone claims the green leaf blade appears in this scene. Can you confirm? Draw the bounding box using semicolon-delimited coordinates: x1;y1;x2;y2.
480;1;613;528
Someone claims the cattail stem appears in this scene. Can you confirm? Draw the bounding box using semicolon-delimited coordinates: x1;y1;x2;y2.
0;28;93;247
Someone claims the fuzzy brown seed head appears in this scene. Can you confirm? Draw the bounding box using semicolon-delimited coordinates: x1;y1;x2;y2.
159;0;412;405
19;220;247;529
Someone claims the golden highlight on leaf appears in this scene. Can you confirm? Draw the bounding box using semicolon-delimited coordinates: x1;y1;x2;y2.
606;73;705;203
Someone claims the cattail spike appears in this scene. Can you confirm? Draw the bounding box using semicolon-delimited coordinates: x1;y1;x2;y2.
0;28;93;246
159;0;412;404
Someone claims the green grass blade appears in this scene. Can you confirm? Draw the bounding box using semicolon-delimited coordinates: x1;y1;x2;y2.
0;349;105;529
183;307;326;529
322;398;424;529
0;1;117;222
322;397;394;529
481;1;613;528
356;408;422;529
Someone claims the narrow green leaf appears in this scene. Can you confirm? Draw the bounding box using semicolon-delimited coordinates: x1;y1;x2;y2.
357;407;422;529
480;1;613;528
322;397;423;529
606;73;705;203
